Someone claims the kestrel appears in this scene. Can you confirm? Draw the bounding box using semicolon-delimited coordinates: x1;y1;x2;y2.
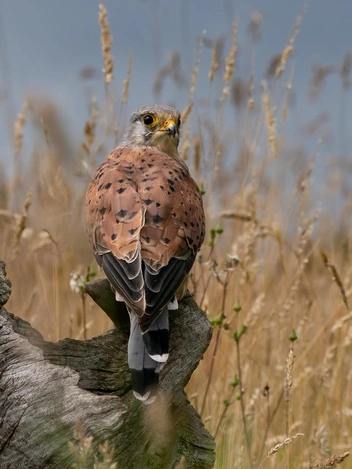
85;105;205;403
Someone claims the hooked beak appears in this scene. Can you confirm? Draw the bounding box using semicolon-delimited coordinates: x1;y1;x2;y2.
160;119;178;137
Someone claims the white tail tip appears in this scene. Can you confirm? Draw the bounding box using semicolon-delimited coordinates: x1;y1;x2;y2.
168;297;178;310
133;390;150;401
133;390;156;405
149;353;169;363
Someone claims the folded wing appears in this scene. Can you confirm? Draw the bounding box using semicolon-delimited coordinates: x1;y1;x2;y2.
85;146;205;330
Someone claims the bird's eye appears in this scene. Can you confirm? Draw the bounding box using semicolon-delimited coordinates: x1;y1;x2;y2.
143;114;155;126
177;117;182;128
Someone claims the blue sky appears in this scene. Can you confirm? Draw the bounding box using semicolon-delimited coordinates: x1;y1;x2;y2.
0;0;351;196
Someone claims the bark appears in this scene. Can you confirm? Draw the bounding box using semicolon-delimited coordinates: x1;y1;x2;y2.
0;261;215;469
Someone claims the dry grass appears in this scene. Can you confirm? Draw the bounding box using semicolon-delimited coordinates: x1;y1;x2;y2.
98;4;114;85
1;6;351;469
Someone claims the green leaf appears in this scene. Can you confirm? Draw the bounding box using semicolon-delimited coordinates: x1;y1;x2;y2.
215;223;224;235
231;377;239;388
239;324;247;337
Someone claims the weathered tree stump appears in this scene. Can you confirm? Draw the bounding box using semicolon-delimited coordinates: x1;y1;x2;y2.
0;261;215;469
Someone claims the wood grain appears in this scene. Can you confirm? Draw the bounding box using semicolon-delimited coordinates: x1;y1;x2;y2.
0;262;215;469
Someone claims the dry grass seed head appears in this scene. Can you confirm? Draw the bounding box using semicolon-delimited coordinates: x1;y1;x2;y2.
341;51;352;90
247;11;263;42
266;53;282;79
294;154;316;198
282;61;295;120
179;128;190;162
12;191;32;258
245;293;265;328
181;102;193;125
68;421;94;468
313;422;330;458
275;5;306;79
208;40;219;82
261;81;278;159
69;420;117;469
268;432;304;456
85;96;99;148
282;259;306;315
79;96;100;177
98;4;114;84
153;52;185;96
309;64;338;101
282;226;313;314
193;137;201;180
94;441;117;469
13;100;29;180
222;22;238;100
46;165;71;208
285;347;295;401
320;250;349;311
319;452;350;468
189;31;205;103
234;445;245;468
321;343;337;387
122;55;133;104
247;72;255;110
231;220;260;285
231;78;249;109
207;36;225;83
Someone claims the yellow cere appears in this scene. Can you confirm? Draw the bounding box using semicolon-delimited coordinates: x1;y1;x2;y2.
160;119;176;130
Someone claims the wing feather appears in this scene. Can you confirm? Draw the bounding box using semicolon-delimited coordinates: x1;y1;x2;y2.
85;146;205;329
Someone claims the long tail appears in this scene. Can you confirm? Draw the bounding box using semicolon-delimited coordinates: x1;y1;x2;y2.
128;309;169;404
142;308;169;363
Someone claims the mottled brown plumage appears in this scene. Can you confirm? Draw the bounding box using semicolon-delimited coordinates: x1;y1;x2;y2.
85;105;205;402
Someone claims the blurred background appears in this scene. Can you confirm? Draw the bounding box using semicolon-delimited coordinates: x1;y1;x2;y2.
1;0;352;176
1;2;352;468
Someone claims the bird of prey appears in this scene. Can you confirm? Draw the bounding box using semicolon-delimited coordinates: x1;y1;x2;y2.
85;105;205;404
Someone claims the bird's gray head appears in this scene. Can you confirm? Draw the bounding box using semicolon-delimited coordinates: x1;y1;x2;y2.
120;105;182;158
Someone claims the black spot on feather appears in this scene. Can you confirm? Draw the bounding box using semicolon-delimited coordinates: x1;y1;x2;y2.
116;209;128;218
151;214;163;224
143;199;153;206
